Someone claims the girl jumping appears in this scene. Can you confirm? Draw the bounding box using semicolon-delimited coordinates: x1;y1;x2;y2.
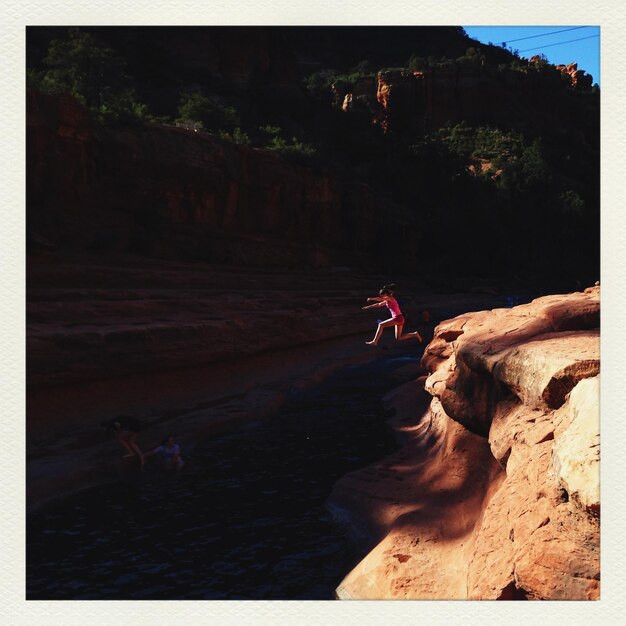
362;288;422;346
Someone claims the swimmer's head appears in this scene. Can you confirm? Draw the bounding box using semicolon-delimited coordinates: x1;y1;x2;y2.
161;433;175;446
379;288;392;296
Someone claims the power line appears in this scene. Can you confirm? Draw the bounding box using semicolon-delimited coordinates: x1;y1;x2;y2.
502;26;589;45
517;34;599;53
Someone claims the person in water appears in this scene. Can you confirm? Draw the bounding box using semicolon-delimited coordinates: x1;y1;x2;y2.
362;288;422;346
143;434;184;472
102;415;144;465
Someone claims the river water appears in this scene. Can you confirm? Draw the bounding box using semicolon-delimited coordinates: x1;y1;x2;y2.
27;347;424;600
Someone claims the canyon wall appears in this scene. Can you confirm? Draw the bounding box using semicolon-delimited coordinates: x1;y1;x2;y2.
27;90;417;271
330;286;600;600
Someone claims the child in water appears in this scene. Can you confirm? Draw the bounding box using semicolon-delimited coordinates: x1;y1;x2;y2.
102;416;144;465
143;434;184;472
362;288;422;346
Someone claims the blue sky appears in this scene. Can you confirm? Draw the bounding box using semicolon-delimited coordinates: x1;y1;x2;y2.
462;26;600;86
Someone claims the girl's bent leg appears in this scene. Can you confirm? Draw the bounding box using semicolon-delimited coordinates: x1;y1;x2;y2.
395;324;422;342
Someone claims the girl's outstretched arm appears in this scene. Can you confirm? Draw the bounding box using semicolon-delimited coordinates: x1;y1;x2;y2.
362;301;386;311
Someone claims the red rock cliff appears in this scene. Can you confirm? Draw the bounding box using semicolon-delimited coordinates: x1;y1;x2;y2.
27;90;417;270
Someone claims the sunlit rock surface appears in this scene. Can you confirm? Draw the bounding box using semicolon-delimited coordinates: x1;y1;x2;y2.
332;286;600;600
552;376;600;516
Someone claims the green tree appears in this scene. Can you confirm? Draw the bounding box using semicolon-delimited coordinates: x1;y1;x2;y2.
258;125;317;165
514;141;552;193
29;27;151;124
218;127;251;145
304;69;336;94
177;92;240;133
407;54;428;71
457;47;485;68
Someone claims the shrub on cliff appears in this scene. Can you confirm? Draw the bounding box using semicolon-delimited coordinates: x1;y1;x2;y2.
437;123;524;163
304;69;336;95
432;124;554;201
497;139;552;195
258;125;319;166
304;61;375;96
456;47;486;68
409;48;486;72
218;127;251;145
407;54;427;71
276;141;319;167
176;92;241;134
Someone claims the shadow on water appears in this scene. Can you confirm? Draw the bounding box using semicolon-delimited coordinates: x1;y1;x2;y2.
27;347;425;600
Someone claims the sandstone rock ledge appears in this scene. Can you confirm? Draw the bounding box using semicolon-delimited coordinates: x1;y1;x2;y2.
330;287;599;600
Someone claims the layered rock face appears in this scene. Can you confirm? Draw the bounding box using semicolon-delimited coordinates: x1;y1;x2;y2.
26;256;381;388
331;286;599;600
27;90;417;271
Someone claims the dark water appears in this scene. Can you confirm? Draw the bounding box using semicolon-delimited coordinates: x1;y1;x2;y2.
27;348;423;600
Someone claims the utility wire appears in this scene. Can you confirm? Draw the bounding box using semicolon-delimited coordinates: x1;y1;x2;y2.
502;26;589;45
517;34;599;53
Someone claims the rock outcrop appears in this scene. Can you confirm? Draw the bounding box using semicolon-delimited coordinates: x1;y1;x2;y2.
331;286;600;600
336;62;597;142
554;62;594;90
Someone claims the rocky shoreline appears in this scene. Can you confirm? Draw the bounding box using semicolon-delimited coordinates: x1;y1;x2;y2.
26;260;600;598
330;286;600;600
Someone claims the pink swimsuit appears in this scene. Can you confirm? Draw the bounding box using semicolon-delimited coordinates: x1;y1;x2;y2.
385;297;404;320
